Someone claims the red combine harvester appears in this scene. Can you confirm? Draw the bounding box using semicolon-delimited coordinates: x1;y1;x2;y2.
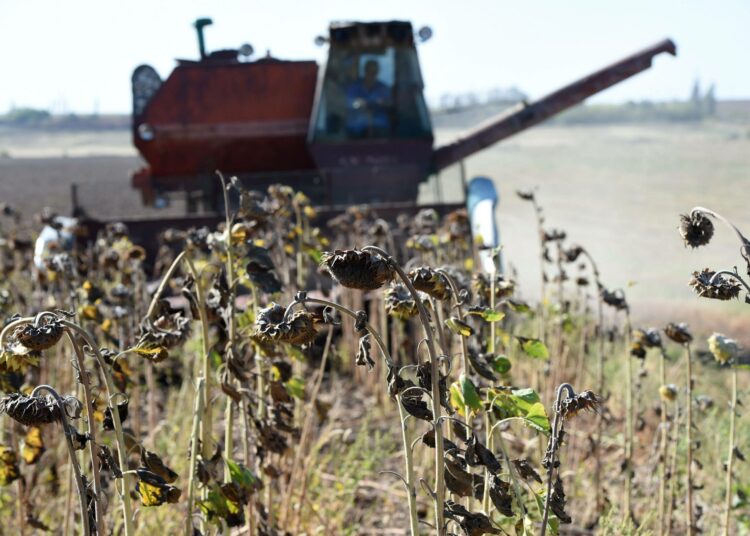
118;19;674;255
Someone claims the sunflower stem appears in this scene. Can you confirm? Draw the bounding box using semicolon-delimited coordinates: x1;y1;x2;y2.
658;347;668;536
66;332;105;535
541;383;575;536
31;384;91;536
59;320;135;536
363;245;446;535
286;294;417;534
722;359;737;536
185;377;205;536
685;343;694;536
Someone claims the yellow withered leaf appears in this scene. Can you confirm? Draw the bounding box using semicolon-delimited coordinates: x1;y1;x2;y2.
0;445;20;486
22;426;44;465
136;480;166;507
134;346;169;363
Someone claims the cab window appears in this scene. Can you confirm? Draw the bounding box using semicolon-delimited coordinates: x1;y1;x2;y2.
312;46;432;141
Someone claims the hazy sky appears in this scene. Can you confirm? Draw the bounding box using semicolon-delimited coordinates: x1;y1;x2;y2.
2;0;748;114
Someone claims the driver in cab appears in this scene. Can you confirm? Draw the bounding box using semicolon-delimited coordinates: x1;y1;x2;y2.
345;59;391;138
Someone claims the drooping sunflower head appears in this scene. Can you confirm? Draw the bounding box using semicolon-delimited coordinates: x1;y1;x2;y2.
0;393;61;426
664;322;693;345
560;390;601;420
679;212;714;248
320;249;393;291
689;269;742;301
409;267;450;301
384;284;418;319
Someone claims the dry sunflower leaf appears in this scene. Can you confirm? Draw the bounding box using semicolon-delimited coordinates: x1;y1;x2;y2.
103;400;129;431
21;426;44;465
141;448;178;484
444;500;502;535
0;445;20;486
134;468;181;507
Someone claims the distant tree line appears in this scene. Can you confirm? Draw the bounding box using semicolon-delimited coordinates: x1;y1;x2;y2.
434;79;723;124
436;87;528;112
0;107;129;129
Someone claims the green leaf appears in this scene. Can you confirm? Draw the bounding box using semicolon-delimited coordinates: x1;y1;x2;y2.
450;382;466;417
210;350;223;368
287;345;306;362
481;309;505;323
511;387;541;407
507;300;532;314
226;459;257;491
560;314;574;334
198;488;229;520
445;317;474;337
284;377;305;399
460;373;482;413
491;355;511;374
235;308;256;330
303;244;324;264
523;402;551;433
516;337;549;360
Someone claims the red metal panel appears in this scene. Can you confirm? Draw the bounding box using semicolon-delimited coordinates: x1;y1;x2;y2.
135;60;318;178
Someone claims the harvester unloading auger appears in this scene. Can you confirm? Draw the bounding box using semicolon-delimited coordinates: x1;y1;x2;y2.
103;20;676;258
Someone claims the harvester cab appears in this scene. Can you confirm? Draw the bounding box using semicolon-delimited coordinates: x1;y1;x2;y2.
125;19;675;260
307;21;435;204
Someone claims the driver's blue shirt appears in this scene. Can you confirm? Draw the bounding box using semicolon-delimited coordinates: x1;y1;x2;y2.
345;79;391;135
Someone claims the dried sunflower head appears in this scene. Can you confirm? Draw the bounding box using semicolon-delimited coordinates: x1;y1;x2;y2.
320;249;393;291
472;273;515;303
9;318;64;354
0;393;60;426
541;229;566;243
600;287;628;311
255;303;286;340
562;246;584;263
411;208;440;235
137;304;191;353
560;390;600;420
659;384;678;402
664;322;692;344
630;341;646;359
679;212;714;248
281;311;317;345
409;267;450;301
707;333;739;364
384;284;418;319
254;303;317;345
689;269;742;301
441;209;470;241
516;190;535;202
238;189;269;222
633;328;662;349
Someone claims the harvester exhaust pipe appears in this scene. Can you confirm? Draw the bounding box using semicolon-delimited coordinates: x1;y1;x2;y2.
194;18;213;59
433;38;677;172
